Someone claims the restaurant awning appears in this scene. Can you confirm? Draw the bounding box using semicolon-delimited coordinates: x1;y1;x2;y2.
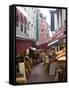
16;39;33;54
37;42;48;49
48;39;59;46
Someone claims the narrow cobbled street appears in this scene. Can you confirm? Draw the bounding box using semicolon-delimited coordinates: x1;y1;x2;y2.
28;62;55;83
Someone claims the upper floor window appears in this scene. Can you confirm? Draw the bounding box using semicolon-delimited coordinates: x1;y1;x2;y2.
21;24;23;32
24;25;27;34
29;21;30;24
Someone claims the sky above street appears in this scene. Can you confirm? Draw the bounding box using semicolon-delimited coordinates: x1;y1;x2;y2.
39;8;57;37
39;8;50;25
39;8;56;26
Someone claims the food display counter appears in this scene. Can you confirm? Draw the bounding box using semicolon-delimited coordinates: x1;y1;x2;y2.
56;48;66;61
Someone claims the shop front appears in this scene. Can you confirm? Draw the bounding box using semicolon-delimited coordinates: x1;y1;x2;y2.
47;26;66;81
48;26;66;58
16;38;33;53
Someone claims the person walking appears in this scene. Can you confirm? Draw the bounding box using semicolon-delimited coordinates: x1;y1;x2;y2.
41;51;46;66
24;56;31;77
45;52;50;73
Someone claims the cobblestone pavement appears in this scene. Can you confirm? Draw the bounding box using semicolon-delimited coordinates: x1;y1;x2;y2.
27;62;55;83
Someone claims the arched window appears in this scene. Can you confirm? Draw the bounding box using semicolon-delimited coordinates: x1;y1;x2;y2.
24;16;27;34
16;10;19;27
16;14;19;26
21;24;23;32
20;13;24;32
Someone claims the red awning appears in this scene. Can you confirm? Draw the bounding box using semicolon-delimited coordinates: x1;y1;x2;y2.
37;42;48;50
16;40;32;54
